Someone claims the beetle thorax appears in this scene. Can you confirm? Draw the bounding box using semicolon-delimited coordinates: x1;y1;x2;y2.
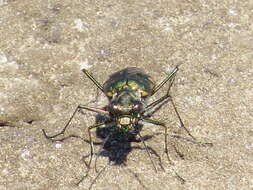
109;90;145;116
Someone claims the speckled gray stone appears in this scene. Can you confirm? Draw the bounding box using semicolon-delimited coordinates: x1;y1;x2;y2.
0;0;252;190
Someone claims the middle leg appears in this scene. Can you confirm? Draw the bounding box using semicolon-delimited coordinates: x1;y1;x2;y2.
76;121;110;186
142;118;173;165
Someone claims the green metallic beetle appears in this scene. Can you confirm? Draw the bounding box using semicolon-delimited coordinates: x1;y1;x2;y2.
42;66;207;185
103;67;155;131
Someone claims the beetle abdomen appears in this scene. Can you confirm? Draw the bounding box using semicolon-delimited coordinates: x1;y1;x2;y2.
103;67;155;98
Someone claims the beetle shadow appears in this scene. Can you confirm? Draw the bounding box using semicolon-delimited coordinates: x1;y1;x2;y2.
93;114;156;166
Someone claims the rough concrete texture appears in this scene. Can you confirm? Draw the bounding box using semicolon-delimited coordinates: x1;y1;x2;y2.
0;0;252;190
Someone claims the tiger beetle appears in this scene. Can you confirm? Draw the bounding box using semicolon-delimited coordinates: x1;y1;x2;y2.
42;66;210;185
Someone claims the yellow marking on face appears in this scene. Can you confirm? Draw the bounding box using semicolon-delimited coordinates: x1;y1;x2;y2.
106;91;113;97
140;90;149;97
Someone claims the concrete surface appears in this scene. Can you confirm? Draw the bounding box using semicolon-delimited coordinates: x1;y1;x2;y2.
0;0;252;190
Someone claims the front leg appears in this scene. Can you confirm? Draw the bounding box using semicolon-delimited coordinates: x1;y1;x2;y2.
42;104;109;141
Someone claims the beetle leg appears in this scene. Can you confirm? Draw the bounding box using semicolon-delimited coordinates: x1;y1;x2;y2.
42;104;109;140
88;165;109;190
94;133;111;173
145;96;211;146
169;97;213;146
82;69;105;93
76;121;108;186
151;66;178;96
137;132;158;172
142;118;173;165
146;93;198;141
140;119;187;183
145;64;211;145
145;93;170;111
144;66;177;113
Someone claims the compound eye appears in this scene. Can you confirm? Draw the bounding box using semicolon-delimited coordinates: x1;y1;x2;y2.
112;105;123;112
